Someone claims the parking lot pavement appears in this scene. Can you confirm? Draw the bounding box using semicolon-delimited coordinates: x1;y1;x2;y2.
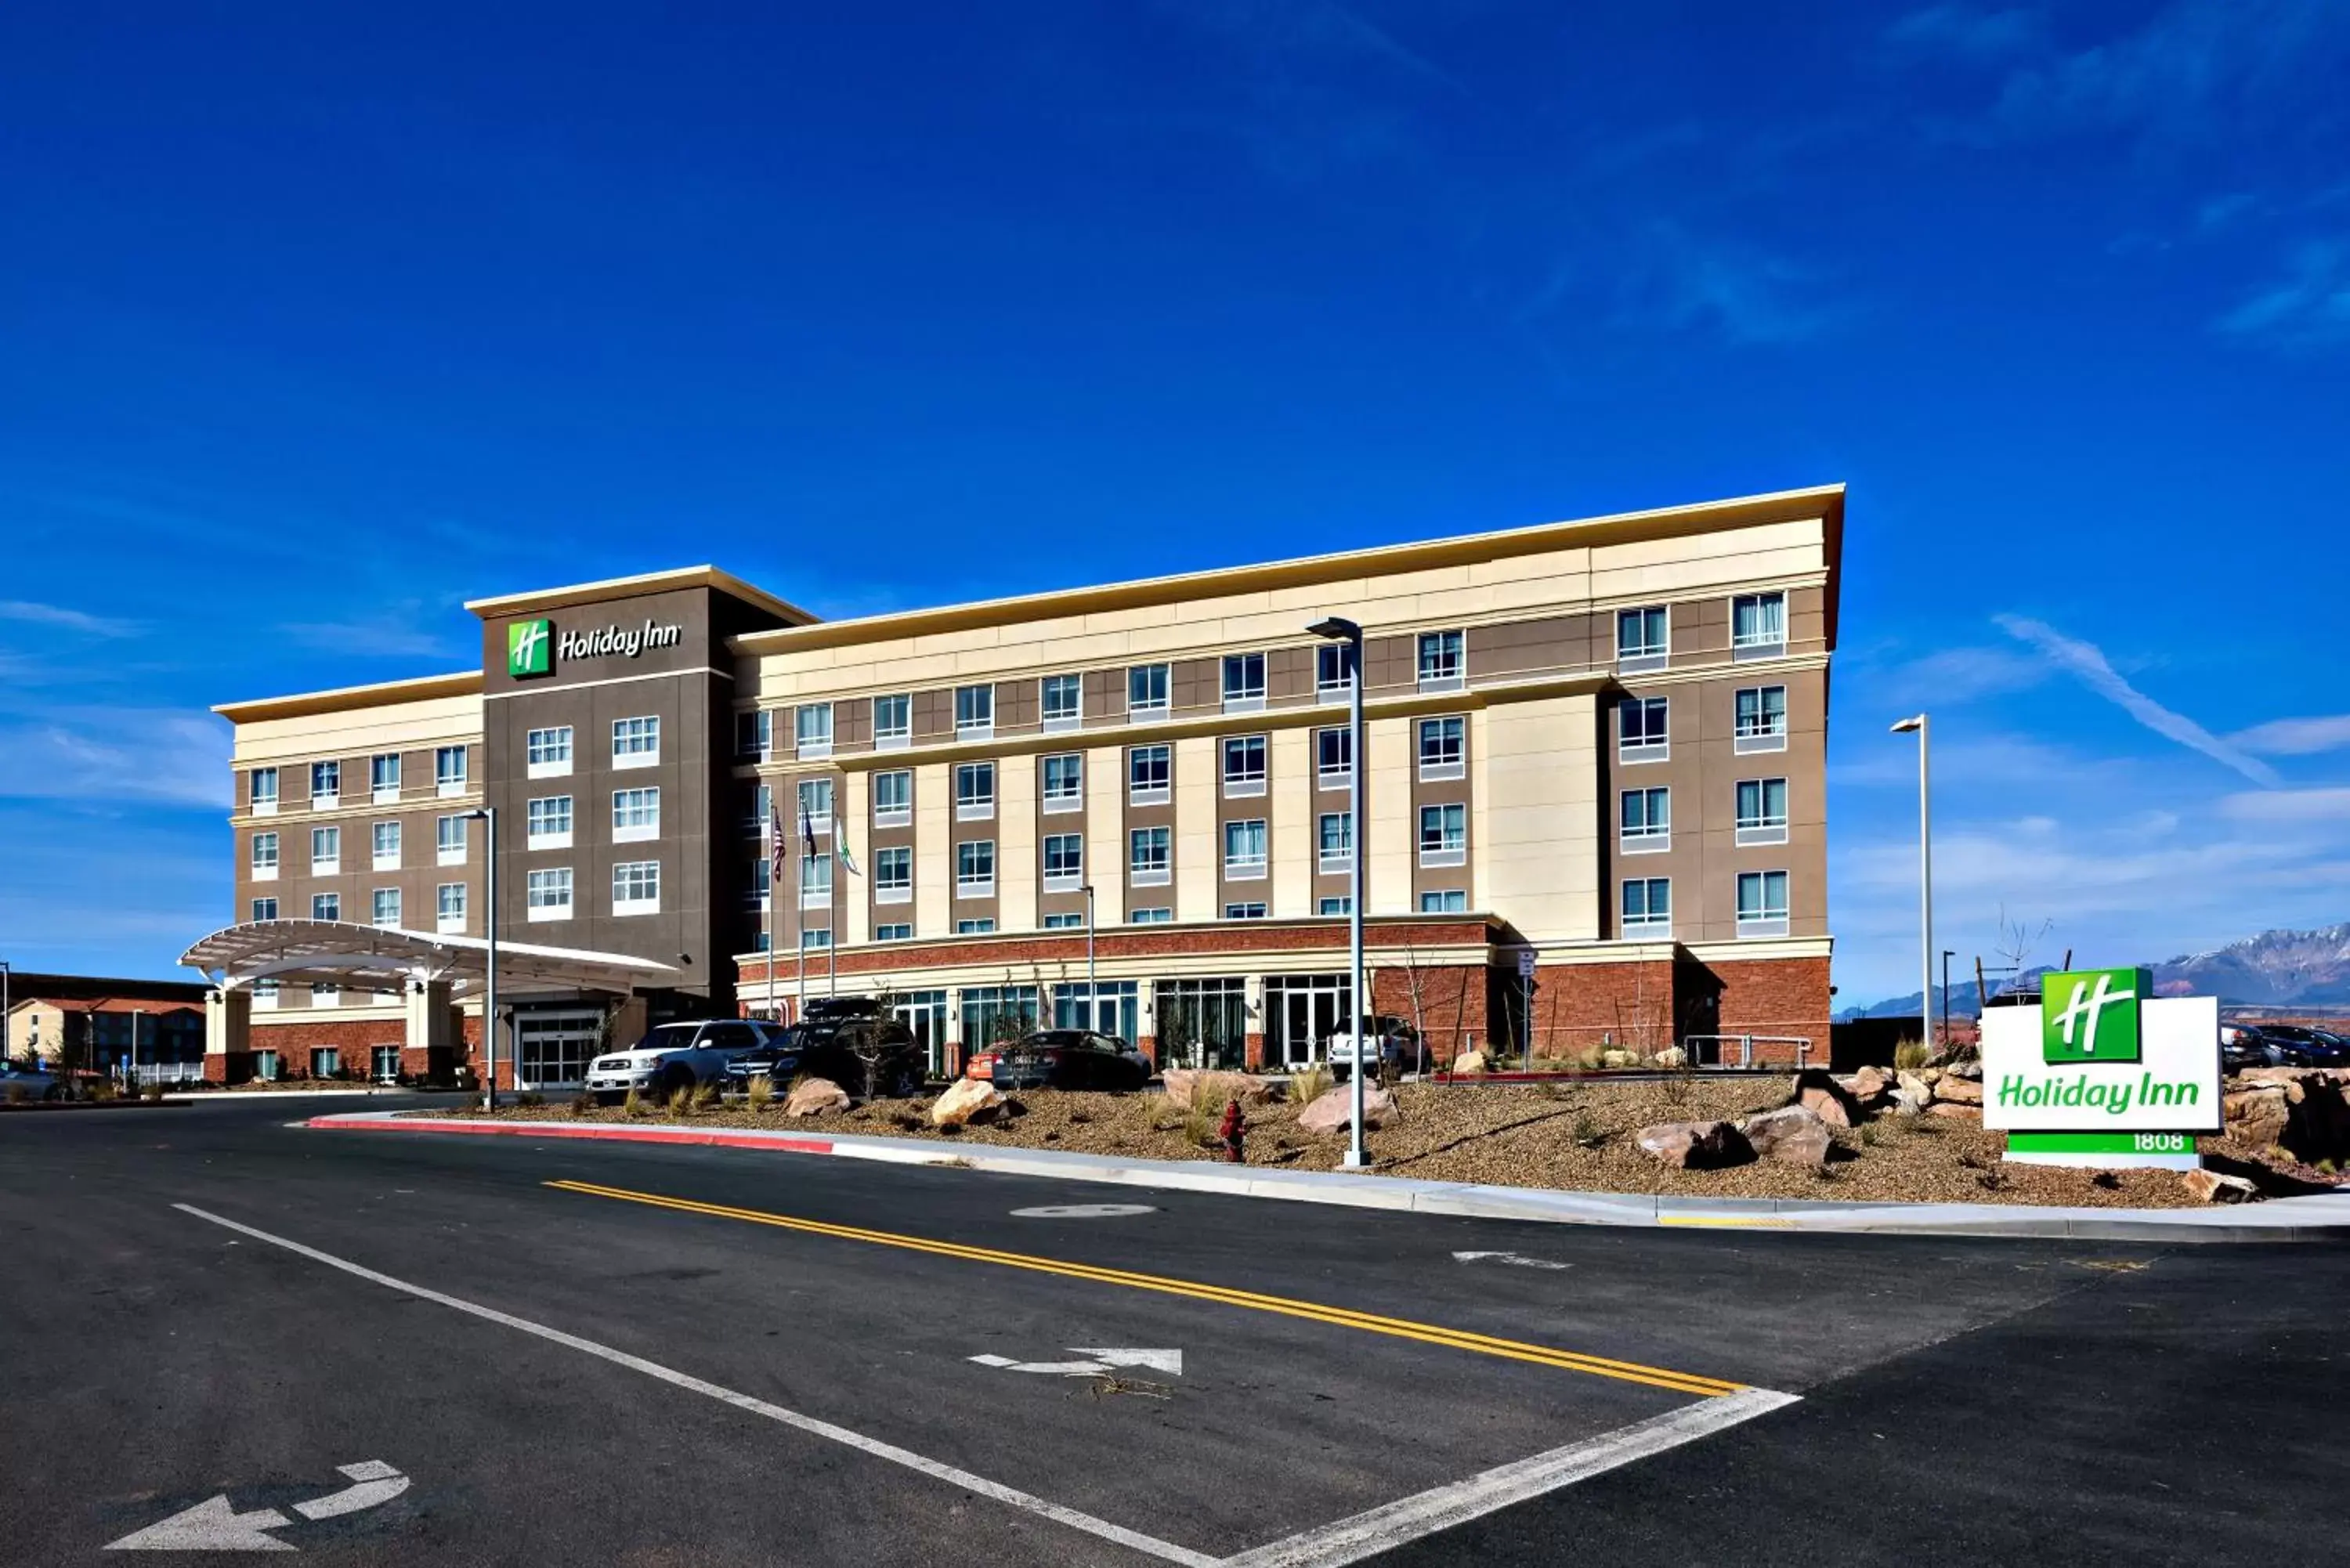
3;1098;2346;1565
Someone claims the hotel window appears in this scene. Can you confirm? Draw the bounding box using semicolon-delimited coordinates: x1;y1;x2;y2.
371;753;401;802
1417;630;1466;692
371;1046;400;1082
1127;663;1170;720
1222;735;1267;797
1735;685;1788;753
749;782;772;836
956;919;996;935
875;923;913;942
1618;696;1668;763
1043;833;1084;891
436;814;467;865
748;858;772;909
251;896;278;923
526;725;573;779
1130;906;1173;924
798;776;833;836
1622;877;1670;938
1620;787;1670;852
1318;811;1353;874
435;746;468;796
371;820;401;871
955;683;994;740
372;887;402;927
1419;889;1467;913
526;795;573;851
1418;716;1465;781
1617;605;1668;673
954;761;995;821
873;769;912;827
1042;753;1083;813
310;826;341;874
1129;744;1170;806
251;832;280;880
802;927;834;951
310;759;340;807
1318;896;1352;916
613;860;661;916
1130;826;1171;886
250;767;279;815
1735;777;1791;847
875;846;913;902
956;840;996;898
1419;802;1466;867
436;882;466;934
736;709;771;761
310;985;340;1010
253;979;280;1009
1041;674;1081;732
1224;818;1268;879
612;716;660;768
613;786;660;844
873;693;911;749
1221;652;1265;713
801;853;833;907
1737;869;1791;938
1732;591;1787;659
1316;726;1351;790
1043;912;1084;929
1224;901;1268;920
526;867;573;921
311;892;340;922
795;702;833;758
1315;643;1351;702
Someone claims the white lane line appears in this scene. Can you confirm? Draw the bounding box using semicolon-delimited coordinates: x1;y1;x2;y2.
1219;1386;1801;1568
171;1203;1217;1568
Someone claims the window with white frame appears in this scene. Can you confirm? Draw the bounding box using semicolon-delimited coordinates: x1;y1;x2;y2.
310;826;341;874
1043;912;1084;929
801;852;833;907
613;786;660;843
1419;889;1467;913
1042;753;1083;813
875;845;913;902
1620;786;1670;851
436;882;466;934
251;896;278;922
748;858;771;908
1224;901;1268;920
1316;726;1351;789
1129;744;1170;805
1617;605;1668;672
795;702;833;758
1417;630;1465;691
954;761;994;820
736;709;771;761
1622;876;1670;937
252;979;279;1009
1732;591;1787;659
798;776;833;836
436;814;467;865
311;892;340;922
372;887;402;927
955;919;995;935
371;820;401;870
1222;734;1267;797
435;746;468;795
1318;896;1352;916
1130;906;1173;924
250;766;279;814
955;684;994;739
956;840;995;898
251;832;279;880
873;769;912;826
371;752;401;801
1315;643;1351;702
613;860;661;916
1737;869;1791;937
1127;663;1169;720
1735;777;1790;846
1418;716;1465;780
873;693;911;748
310;983;340;1010
527;867;573;921
1224;818;1268;879
612;716;660;768
1318;811;1352;873
1043;833;1083;891
802;927;834;950
1130;826;1170;885
1041;674;1081;731
1618;696;1668;763
310;759;340;807
526;725;573;778
1735;685;1788;753
526;795;573;850
1221;652;1265;712
875;922;913;942
1419;802;1466;866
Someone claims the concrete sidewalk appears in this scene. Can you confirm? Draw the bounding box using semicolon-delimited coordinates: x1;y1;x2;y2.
309;1110;2350;1242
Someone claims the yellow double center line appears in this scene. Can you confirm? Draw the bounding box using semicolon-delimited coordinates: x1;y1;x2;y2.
546;1179;1744;1398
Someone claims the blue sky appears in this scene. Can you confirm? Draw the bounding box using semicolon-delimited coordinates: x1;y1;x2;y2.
2;2;2346;1003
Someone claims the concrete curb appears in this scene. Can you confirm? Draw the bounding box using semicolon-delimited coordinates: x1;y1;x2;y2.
307;1111;2350;1243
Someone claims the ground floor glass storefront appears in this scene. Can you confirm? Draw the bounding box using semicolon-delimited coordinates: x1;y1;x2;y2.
1052;981;1139;1043
1152;977;1249;1070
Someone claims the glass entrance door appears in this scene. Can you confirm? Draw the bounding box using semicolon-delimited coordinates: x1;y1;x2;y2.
1265;975;1351;1068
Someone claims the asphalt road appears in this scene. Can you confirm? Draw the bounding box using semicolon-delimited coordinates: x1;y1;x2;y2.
1;1094;2342;1565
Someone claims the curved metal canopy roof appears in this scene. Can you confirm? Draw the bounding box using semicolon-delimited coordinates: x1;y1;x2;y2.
180;920;676;995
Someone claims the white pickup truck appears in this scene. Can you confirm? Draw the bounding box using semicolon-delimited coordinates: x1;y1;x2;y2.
585;1019;771;1102
1321;1017;1428;1079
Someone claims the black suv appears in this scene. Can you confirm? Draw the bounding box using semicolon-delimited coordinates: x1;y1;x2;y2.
725;998;927;1098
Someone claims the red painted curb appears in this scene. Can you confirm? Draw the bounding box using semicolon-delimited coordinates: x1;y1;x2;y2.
309;1116;835;1156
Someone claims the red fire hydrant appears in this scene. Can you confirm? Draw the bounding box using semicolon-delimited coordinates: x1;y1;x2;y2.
1218;1098;1246;1163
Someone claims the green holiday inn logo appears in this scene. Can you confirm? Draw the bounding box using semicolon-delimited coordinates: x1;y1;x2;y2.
508;618;552;678
2041;967;2146;1064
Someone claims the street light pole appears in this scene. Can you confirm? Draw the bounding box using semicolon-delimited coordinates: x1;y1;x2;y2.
1941;948;1954;1053
1892;715;1932;1059
1081;883;1097;1032
467;806;500;1111
1310;616;1368;1169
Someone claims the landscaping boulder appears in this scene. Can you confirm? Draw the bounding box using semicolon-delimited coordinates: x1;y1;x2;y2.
1600;1049;1639;1069
1942;1058;1984;1081
1651;1046;1687;1071
1297;1084;1394;1135
1933;1075;1983;1105
2180;1169;2260;1205
1896;1071;1934;1104
1887;1086;1929;1117
1737;1105;1833;1165
1162;1068;1278;1108
1790;1068;1858;1129
1926;1102;1982;1122
783;1076;851;1118
2226;1088;2291;1152
929;1078;1006;1129
1844;1065;1893;1104
1449;1050;1491;1076
1634;1119;1754;1170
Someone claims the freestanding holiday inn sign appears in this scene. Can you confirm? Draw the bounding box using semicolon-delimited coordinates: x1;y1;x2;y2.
1979;967;2221;1170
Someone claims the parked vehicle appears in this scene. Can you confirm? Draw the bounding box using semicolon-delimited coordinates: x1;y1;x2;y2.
725;1000;927;1098
586;1019;768;1102
965;1030;1152;1091
2223;1024;2350;1071
1323;1016;1428;1078
0;1062;63;1102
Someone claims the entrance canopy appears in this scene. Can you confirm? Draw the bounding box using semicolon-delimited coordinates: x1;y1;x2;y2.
181;919;676;997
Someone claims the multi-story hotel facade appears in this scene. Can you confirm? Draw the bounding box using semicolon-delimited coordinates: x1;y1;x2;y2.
193;483;1842;1086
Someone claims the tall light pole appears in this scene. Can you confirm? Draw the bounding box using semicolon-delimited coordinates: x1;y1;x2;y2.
1891;715;1932;1058
1310;616;1368;1169
2;959;12;1064
465;806;500;1111
1941;948;1955;1052
128;1007;142;1093
1081;883;1097;1033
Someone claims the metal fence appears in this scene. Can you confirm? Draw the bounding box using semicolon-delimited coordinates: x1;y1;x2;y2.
1681;1034;1813;1069
128;1062;206;1086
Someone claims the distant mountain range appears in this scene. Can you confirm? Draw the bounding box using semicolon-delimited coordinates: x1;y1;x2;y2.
1838;922;2350;1021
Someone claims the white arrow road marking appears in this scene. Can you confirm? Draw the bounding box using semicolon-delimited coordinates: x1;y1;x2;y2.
105;1495;296;1552
971;1348;1184;1377
1072;1347;1184;1375
292;1460;409;1521
1452;1250;1573;1271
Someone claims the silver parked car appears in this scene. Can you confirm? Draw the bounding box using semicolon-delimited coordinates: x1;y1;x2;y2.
0;1062;63;1101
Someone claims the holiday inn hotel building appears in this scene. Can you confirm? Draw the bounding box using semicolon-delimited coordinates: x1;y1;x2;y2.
194;483;1842;1086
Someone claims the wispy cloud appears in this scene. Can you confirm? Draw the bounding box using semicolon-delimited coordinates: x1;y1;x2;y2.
278;601;468;663
0;600;139;637
1871;644;2048;706
0;711;230;809
2213;240;2350;352
2230;714;2350;756
1607;226;1848;347
1882;5;2044;62
2219;788;2350;822
1994;613;2283;786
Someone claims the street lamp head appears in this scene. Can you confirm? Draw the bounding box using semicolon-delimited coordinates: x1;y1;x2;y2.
463;806;490;822
1307;616;1361;642
1889;714;1926;734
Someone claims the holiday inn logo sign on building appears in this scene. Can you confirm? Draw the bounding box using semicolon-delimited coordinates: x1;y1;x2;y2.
506;616;682;679
2042;967;2142;1064
508;618;551;677
1981;966;2218;1164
